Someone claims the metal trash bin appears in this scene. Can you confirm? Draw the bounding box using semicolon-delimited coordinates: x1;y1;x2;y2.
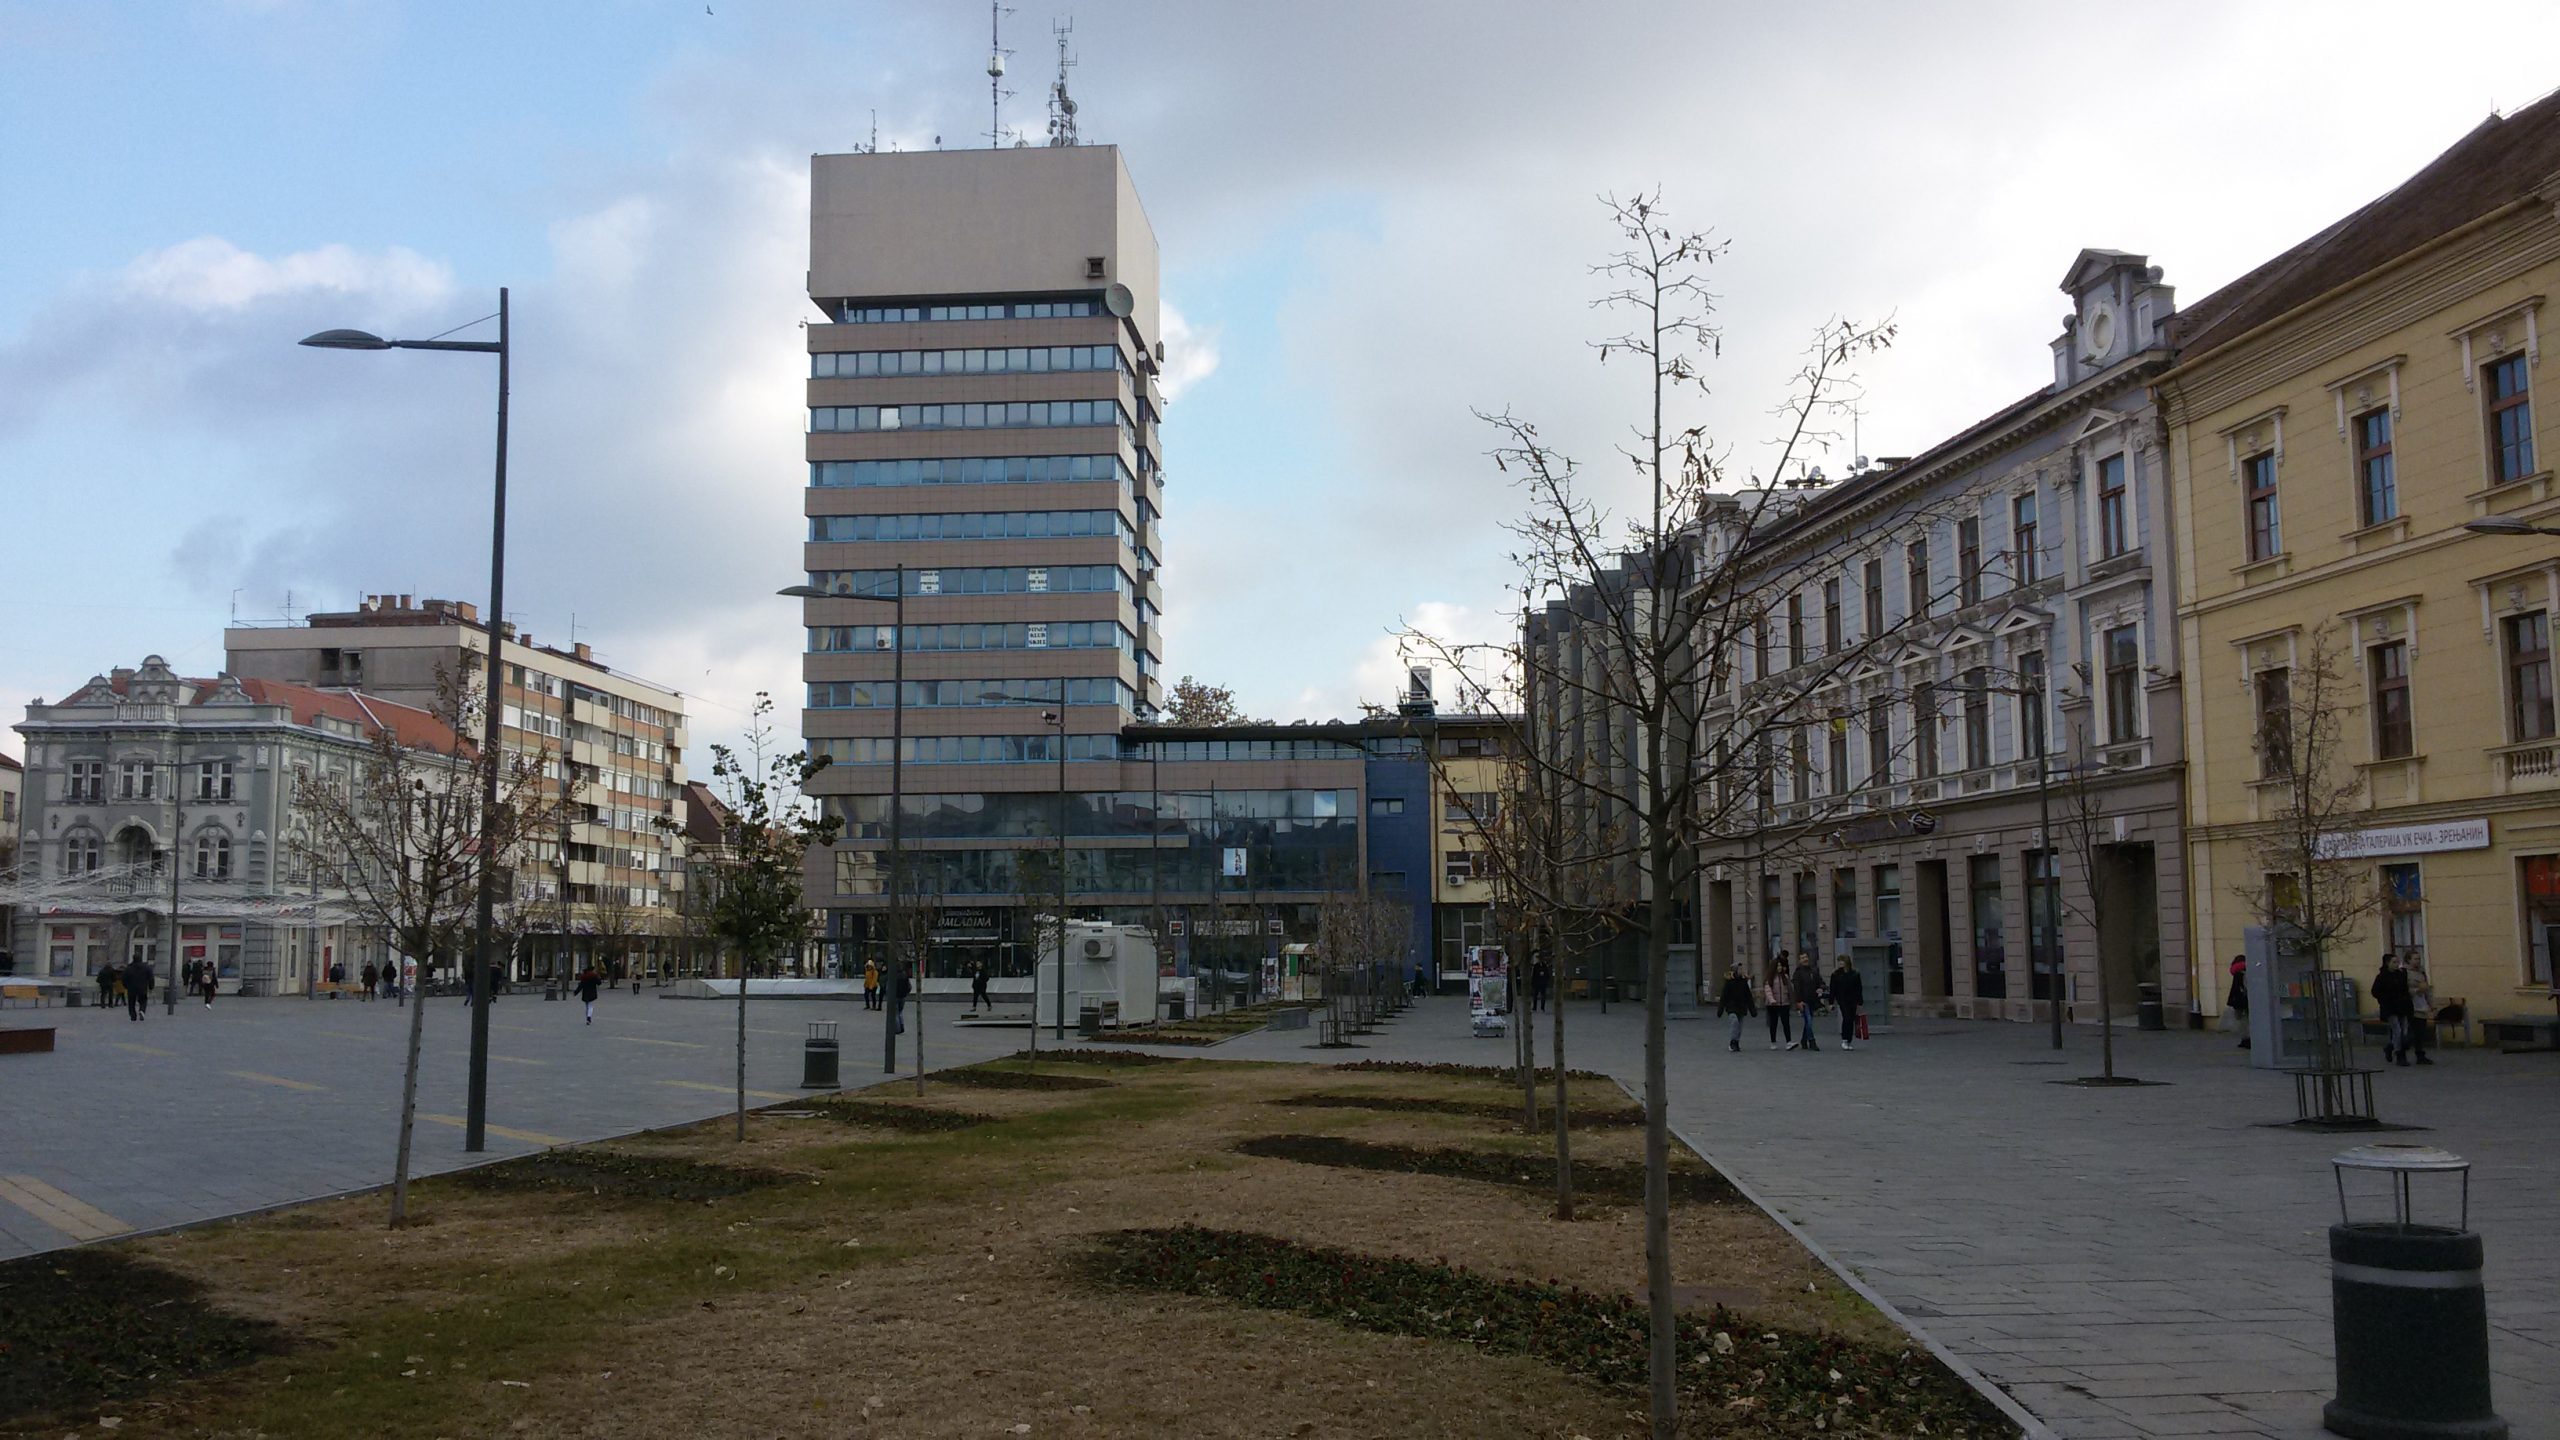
1077;1004;1103;1038
2136;982;2166;1031
801;1020;841;1090
2324;1145;2507;1439
1165;995;1187;1021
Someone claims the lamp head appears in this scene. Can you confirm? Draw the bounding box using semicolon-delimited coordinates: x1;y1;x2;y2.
775;585;830;599
299;328;394;351
2464;515;2538;536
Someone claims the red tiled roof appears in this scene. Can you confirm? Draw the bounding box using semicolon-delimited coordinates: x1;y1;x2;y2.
2168;90;2560;360
68;671;462;752
0;752;21;772
682;780;731;845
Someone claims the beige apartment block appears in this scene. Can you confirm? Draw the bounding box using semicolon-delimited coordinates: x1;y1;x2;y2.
225;595;694;980
2158;97;2560;1039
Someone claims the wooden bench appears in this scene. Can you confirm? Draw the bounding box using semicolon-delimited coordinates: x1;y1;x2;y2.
313;981;367;999
1;984;54;1010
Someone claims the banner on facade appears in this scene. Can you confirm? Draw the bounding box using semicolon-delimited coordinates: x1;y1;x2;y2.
2315;817;2489;860
1222;847;1248;878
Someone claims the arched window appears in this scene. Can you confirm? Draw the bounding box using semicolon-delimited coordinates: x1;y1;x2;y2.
194;831;232;880
63;833;102;876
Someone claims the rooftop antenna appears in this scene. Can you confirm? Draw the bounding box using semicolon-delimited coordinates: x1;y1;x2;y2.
865;109;878;154
986;1;1016;148
1046;17;1079;146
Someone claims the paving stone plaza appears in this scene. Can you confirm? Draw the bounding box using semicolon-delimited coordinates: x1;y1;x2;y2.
2;992;2553;1439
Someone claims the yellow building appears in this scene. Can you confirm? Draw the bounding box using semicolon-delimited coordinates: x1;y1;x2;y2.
1427;713;1518;982
2159;97;2560;1042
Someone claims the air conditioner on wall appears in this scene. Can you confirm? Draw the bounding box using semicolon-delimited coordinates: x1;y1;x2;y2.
1082;936;1114;959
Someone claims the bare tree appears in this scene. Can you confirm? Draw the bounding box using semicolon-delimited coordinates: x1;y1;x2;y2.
691;693;838;1141
289;669;553;1225
1405;192;1990;1436
2238;625;2385;1083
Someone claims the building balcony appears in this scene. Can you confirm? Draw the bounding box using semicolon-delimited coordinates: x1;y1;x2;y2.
2490;738;2560;794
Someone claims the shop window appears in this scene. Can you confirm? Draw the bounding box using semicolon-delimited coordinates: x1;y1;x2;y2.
2381;863;2425;968
2522;856;2560;986
1970;853;2006;1000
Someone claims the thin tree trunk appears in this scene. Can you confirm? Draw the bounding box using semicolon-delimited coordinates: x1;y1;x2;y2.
735;946;750;1142
388;944;429;1226
1518;927;1537;1132
1552;920;1574;1221
1643;837;1677;1437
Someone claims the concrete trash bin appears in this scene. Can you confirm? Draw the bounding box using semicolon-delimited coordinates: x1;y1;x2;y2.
801;1020;841;1090
2324;1145;2507;1440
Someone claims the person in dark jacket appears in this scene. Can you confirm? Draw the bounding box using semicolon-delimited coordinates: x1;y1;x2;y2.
124;956;153;1021
96;962;118;1010
1715;966;1756;1052
1790;955;1824;1051
1829;957;1865;1050
575;965;603;1025
968;959;991;1014
1530;957;1554;1012
2227;955;2250;1050
2372;952;2420;1067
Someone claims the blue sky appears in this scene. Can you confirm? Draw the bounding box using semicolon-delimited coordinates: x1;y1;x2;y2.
6;1;2560;760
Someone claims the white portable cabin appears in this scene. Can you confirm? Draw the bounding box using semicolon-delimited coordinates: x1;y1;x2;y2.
1034;921;1160;1030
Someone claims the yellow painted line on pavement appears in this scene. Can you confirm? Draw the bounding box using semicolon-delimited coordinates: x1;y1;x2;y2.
420;1114;567;1146
0;1175;131;1242
490;1055;550;1066
110;1042;175;1058
229;1070;325;1093
610;1035;705;1050
659;1079;800;1103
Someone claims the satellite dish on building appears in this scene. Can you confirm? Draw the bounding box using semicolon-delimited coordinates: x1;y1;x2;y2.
1103;283;1135;318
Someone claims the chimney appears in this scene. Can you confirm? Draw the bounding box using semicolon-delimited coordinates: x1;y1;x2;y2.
574;642;593;663
398;594;412;611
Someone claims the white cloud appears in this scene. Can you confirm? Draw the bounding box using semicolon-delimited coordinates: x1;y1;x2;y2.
119;236;453;312
1157;298;1220;401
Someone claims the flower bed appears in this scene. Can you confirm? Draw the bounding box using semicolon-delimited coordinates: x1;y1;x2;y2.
1267;1091;1644;1128
997;1047;1190;1068
0;1248;292;1423
813;1099;998;1132
1084;1226;2015;1437
1332;1060;1611;1084
936;1066;1114;1092
1236;1133;1738;1206
452;1150;798;1202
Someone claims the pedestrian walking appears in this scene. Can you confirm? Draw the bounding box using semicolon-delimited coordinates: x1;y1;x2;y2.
883;960;910;1073
2227;954;2250;1050
863;959;881;1010
1829;956;1864;1050
1791;953;1824;1051
576;964;603;1025
96;963;117;1010
199;962;218;1008
2402;953;2434;1066
124;956;153;1021
2371;951;2430;1067
1716;965;1756;1052
360;961;379;1001
1761;958;1793;1049
968;959;991;1015
1530;956;1554;1013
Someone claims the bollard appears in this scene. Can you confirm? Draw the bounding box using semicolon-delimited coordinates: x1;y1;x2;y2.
2323;1145;2507;1440
801;1020;840;1090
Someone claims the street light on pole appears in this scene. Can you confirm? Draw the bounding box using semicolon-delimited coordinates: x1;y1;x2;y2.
778;574;907;1085
978;682;1072;1041
301;294;508;1154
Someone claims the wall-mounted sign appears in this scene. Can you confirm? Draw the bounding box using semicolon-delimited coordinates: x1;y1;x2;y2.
2316;818;2489;860
1222;847;1248;878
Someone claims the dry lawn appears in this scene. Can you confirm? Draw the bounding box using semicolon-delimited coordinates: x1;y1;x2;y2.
7;1056;1954;1439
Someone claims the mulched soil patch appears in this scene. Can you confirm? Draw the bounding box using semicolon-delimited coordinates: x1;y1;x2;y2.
813;1099;998;1132
1084;1226;2016;1438
0;1247;293;1424
1236;1134;1739;1207
451;1150;797;1202
996;1047;1190;1068
1268;1091;1644;1128
936;1066;1115;1092
1333;1060;1612;1084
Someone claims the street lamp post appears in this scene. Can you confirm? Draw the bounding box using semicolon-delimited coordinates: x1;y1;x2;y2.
978;682;1073;1041
156;750;244;1013
778;575;904;1078
302;291;509;1152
